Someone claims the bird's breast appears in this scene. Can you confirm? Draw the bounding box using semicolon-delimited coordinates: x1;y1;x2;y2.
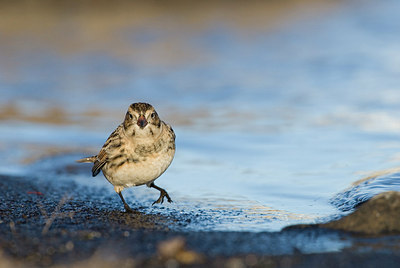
103;147;175;188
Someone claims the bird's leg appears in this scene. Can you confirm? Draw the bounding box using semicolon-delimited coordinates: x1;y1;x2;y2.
118;192;134;212
150;182;172;205
115;187;133;213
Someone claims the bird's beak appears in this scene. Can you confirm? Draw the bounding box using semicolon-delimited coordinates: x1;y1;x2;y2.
137;115;148;128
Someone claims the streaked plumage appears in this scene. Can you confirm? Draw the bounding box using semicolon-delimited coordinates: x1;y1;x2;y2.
77;102;175;212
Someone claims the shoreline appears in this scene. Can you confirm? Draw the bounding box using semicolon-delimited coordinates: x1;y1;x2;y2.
1;174;400;267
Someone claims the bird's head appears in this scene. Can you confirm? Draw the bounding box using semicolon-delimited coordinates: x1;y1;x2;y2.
123;102;162;139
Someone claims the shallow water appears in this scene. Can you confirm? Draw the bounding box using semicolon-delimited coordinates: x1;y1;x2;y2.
1;0;400;232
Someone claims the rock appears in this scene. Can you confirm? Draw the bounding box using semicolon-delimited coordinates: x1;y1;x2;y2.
321;191;400;235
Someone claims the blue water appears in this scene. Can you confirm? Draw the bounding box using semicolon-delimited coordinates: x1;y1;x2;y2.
1;0;400;231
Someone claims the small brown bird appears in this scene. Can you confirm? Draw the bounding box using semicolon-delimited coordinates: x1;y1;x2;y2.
77;102;175;212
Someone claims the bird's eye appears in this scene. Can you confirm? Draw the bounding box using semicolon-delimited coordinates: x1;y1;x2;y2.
151;112;156;119
128;113;133;119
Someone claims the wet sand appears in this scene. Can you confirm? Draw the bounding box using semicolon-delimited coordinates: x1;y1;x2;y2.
1;174;400;267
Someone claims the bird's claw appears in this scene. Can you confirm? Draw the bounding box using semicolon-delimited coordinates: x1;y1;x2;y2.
152;190;172;205
124;204;134;213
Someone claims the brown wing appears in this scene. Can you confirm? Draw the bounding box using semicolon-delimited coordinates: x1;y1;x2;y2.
92;124;124;177
168;124;176;141
92;149;107;177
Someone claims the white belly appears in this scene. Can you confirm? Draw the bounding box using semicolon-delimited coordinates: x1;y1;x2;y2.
102;151;174;188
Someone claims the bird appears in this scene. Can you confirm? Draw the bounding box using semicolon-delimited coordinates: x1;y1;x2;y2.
77;102;175;212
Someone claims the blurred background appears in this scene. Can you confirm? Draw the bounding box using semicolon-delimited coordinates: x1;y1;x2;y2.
1;0;400;231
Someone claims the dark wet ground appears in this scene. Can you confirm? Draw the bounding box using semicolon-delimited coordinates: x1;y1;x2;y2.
2;174;400;267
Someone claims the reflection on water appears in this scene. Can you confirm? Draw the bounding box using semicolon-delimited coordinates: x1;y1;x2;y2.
1;0;400;231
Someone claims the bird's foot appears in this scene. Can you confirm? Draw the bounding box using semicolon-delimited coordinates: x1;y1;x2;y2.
124;204;134;213
152;189;172;205
118;191;136;213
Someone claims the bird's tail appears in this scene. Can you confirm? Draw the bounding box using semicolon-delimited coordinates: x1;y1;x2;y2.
76;156;97;163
